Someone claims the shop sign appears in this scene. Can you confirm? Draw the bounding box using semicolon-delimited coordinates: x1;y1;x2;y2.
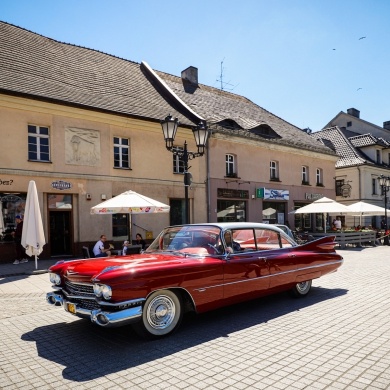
256;188;289;200
51;180;72;191
305;193;323;200
217;188;249;199
0;178;14;186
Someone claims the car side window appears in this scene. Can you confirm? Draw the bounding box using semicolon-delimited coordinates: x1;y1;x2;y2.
254;229;282;250
232;229;256;251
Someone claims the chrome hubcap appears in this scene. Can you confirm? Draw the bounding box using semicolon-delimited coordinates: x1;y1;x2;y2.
147;295;176;330
296;281;309;293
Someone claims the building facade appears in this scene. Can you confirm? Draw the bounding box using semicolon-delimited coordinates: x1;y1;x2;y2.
0;22;339;262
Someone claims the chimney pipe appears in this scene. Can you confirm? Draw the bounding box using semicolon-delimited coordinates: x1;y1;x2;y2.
181;66;198;85
347;108;360;118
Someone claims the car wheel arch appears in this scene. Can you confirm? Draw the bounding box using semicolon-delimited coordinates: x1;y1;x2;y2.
144;287;197;314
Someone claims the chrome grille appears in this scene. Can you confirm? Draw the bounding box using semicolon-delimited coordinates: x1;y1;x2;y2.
72;298;100;311
65;281;94;297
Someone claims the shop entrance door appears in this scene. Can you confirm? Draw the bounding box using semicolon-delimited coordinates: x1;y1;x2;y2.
49;211;73;256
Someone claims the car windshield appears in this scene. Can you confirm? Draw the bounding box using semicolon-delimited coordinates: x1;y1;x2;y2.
146;225;223;256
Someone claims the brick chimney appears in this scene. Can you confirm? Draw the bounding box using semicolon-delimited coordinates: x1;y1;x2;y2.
181;66;198;85
383;121;390;130
347;108;360;118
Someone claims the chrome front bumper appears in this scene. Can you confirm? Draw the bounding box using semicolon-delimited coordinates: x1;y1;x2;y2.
46;292;143;328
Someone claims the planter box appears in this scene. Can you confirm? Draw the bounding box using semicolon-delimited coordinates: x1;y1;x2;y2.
311;231;377;249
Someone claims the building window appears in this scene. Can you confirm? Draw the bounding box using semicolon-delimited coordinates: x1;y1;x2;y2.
226;154;236;177
302;166;309;184
376;150;381;164
347;121;352;127
113;137;130;168
112;213;129;237
373;178;378;195
336;179;344;196
173;146;185;174
28;125;50;162
388;153;390;165
316;168;323;186
270;161;279;180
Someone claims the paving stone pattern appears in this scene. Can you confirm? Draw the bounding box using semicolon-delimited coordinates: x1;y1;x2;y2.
0;247;389;389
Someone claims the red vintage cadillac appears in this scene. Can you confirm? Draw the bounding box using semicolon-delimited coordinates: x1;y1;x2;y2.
46;223;343;339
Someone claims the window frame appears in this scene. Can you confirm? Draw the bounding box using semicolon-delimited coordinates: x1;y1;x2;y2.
316;168;323;186
173;146;185;174
302;166;309;184
113;136;130;169
28;124;50;162
270;160;279;180
225;154;236;177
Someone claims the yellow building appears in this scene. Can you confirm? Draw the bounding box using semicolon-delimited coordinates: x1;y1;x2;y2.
0;22;338;262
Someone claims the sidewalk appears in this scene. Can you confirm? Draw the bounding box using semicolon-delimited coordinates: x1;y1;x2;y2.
0;257;69;277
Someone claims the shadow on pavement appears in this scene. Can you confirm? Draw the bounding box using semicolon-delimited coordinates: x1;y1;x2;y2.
21;286;348;382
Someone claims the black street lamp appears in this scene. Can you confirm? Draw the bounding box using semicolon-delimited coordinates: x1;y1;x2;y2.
378;175;390;245
161;114;209;224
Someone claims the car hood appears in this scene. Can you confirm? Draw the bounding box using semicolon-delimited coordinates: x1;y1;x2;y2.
49;252;218;283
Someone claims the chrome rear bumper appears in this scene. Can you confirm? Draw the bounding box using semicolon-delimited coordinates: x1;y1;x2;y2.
46;292;143;328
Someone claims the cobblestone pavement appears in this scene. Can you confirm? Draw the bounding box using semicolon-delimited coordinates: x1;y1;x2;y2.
0;248;389;390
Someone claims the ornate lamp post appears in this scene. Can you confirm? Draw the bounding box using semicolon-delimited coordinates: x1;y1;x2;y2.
161;114;209;224
378;175;390;245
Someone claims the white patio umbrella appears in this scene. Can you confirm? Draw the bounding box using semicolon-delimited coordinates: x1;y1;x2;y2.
91;190;170;241
21;180;46;269
262;207;277;217
345;201;388;226
90;190;170;214
292;197;351;233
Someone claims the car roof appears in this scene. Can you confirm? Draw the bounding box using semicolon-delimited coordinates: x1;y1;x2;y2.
171;222;284;232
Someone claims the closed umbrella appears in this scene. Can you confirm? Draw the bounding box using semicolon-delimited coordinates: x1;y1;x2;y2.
21;180;46;269
0;208;4;236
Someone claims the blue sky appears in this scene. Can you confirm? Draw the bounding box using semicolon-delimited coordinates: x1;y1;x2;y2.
1;0;390;131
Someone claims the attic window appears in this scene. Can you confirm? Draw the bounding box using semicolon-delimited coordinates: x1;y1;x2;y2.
250;124;280;139
347;121;352;127
216;119;241;130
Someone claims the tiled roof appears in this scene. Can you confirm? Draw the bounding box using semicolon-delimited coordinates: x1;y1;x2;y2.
0;22;194;125
312;127;372;168
349;134;390;148
154;70;335;155
0;21;336;156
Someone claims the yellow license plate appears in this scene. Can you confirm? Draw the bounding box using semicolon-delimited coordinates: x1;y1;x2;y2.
67;303;76;314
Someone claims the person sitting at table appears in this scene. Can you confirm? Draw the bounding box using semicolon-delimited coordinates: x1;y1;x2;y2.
122;240;129;256
135;233;147;250
93;235;112;257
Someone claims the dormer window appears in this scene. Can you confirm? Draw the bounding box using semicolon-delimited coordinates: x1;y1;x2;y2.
250;124;281;139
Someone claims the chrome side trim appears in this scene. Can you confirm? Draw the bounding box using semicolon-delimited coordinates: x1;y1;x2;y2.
193;259;344;292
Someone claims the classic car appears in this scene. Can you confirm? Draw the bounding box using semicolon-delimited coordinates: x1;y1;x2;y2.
46;222;343;339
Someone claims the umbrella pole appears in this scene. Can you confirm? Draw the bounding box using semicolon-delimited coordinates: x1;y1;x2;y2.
35;255;38;270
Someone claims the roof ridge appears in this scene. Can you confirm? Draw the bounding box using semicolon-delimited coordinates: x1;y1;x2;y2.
0;20;140;66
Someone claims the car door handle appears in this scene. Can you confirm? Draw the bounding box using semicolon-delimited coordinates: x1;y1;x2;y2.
258;257;267;261
288;254;296;257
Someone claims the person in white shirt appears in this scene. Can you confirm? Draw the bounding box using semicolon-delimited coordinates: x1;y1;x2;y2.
333;217;342;230
93;235;111;257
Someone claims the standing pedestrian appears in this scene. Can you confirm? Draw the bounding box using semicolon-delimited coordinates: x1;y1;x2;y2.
12;215;28;264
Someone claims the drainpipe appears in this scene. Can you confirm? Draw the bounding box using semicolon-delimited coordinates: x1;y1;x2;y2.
206;129;212;222
357;166;362;199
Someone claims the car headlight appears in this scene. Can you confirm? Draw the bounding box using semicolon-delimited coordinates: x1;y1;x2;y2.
93;284;112;300
49;273;61;285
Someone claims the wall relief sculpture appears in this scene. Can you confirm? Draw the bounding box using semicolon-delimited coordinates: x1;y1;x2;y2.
65;127;101;166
